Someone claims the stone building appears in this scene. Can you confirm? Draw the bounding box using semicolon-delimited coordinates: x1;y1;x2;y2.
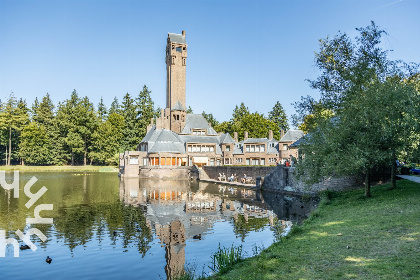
119;30;303;177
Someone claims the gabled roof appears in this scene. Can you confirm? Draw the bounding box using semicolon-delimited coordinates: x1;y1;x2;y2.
279;130;304;142
180;114;218;135
168;33;186;44
171;101;186;111
241;138;270;144
149;142;185;154
220;133;235;144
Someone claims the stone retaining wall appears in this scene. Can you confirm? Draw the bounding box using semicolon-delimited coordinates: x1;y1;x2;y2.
202;166;276;181
262;165;363;193
139;166;198;179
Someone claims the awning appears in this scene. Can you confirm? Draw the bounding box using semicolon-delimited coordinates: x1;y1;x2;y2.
193;157;208;164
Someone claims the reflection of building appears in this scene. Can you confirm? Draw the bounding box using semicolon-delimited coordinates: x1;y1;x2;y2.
119;178;278;279
119;30;304;177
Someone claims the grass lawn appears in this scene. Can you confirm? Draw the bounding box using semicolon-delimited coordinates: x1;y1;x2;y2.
212;179;420;279
0;165;118;172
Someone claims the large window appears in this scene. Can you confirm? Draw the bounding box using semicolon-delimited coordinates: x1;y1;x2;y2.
129;156;139;165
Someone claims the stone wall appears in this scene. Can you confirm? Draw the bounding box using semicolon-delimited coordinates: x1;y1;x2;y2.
139;166;195;179
202;166;276;181
262;165;362;193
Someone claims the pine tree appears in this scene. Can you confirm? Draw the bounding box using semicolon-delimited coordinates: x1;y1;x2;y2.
136;85;155;140
268;101;289;133
98;96;108;122
109;97;119;115
119;93;137;151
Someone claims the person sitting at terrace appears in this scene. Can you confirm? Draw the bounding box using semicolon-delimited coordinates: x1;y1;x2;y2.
218;173;223;181
229;174;234;182
241;174;247;184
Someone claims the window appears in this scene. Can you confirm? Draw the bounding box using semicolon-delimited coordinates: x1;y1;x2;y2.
183;58;186;66
261;145;265;152
250;145;255;152
217;159;220;166
172;57;175;64
246;158;250;165
176;47;182;52
252;158;259;165
235;158;243;163
143;158;148;166
226;145;230;152
210;146;214;152
261;159;265;165
210;158;214;166
283;144;288;151
188;146;192;152
129;156;139;165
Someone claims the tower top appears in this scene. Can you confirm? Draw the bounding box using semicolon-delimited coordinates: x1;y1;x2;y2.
168;31;186;44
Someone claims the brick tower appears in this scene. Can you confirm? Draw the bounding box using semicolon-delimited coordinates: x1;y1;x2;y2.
166;30;187;133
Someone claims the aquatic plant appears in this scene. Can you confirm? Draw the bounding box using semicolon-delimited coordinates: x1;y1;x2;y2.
209;243;243;274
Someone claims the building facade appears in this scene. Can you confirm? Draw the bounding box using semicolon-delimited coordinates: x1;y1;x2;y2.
119;31;303;177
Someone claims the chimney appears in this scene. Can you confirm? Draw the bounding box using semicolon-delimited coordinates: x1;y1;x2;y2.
233;132;238;143
269;130;273;140
281;129;285;139
244;131;248;141
182;30;185;38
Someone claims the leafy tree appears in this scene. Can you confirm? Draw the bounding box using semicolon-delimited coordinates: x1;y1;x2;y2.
202;111;219;128
19;122;55;164
214;121;232;134
232;112;280;141
296;22;420;196
186;106;193;114
268;101;289;132
0;93;29;165
91;113;124;165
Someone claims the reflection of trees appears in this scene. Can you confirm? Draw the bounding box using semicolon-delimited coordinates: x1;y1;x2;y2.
232;215;270;242
53;202;153;256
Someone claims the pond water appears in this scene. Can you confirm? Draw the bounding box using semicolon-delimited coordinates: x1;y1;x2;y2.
0;172;318;279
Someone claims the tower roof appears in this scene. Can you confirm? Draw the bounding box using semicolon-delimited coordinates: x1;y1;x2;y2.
171;101;186;111
168;33;186;44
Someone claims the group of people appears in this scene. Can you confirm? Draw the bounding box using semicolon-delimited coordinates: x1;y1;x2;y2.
218;173;238;182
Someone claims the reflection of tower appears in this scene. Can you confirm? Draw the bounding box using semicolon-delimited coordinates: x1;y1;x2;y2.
156;220;186;280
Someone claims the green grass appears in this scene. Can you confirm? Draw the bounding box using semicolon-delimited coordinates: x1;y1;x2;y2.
0;165;118;172
211;180;420;279
209;244;244;274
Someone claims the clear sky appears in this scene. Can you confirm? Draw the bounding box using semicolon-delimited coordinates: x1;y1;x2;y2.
1;0;419;126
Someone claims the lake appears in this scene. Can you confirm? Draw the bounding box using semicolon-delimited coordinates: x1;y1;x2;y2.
0;172;318;279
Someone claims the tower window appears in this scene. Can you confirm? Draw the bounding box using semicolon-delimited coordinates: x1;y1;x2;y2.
172;57;175;64
183;58;186;66
176;47;182;52
183;47;186;50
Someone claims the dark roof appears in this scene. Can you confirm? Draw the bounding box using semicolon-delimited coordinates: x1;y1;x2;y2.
168;33;186;44
171;101;186;111
280;130;304;142
220;133;235;144
180;114;218;135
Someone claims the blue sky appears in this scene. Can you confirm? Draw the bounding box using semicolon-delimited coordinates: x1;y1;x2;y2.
1;0;419;125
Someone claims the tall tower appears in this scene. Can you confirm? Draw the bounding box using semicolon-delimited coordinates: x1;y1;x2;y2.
166;30;187;133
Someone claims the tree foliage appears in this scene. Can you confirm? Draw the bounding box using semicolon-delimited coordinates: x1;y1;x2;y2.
295;22;420;196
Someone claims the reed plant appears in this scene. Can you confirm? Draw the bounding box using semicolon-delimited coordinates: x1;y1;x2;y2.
209;244;243;274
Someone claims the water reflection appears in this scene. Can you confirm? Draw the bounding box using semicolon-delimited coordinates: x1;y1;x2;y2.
0;173;318;280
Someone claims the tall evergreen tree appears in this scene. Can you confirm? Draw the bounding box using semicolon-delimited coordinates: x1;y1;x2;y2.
109;97;119;115
136;85;155;140
202;111;219;128
119;93;137;151
268;101;289;132
98;97;108;122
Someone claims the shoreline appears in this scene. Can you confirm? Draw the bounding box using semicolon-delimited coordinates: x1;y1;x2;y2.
0;165;118;172
211;179;420;279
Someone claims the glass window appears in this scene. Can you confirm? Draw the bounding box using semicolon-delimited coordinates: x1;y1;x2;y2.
210;146;214;152
226;145;230;151
129;156;139;165
176;47;182;52
250;145;255;152
261;145;265;152
261;159;265;165
246;145;250;152
188;146;192;152
246;158;250;165
210;158;214;166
